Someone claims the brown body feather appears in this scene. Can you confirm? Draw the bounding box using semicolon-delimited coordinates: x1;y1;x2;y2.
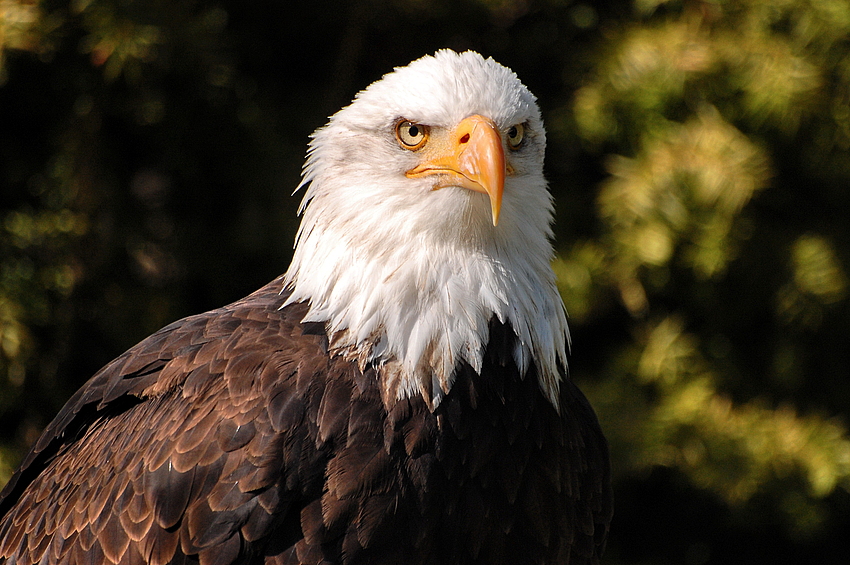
0;278;612;564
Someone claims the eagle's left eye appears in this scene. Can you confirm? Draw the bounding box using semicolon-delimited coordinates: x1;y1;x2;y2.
395;120;429;150
506;123;525;150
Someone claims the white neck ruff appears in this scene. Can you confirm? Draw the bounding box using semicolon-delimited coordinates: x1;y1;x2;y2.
282;189;569;410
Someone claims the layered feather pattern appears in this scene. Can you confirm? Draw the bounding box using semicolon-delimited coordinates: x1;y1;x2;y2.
0;281;611;564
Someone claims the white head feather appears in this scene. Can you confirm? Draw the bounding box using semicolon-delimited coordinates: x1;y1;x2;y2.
283;50;569;409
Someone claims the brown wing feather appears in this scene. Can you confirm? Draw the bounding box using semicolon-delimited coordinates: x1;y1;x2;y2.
0;278;307;564
0;277;612;565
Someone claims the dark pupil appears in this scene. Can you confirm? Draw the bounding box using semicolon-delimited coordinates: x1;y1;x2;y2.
508;126;517;139
407;124;419;138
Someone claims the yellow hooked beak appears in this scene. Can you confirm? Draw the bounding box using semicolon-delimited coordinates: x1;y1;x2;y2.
405;114;506;226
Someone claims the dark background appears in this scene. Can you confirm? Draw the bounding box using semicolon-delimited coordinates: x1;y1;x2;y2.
2;1;850;563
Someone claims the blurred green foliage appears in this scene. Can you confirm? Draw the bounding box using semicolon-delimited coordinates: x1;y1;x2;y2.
2;0;850;563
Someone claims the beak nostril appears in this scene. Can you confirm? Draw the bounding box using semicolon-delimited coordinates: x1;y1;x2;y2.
459;133;470;144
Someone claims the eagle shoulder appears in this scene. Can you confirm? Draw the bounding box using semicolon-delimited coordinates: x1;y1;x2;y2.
0;278;340;564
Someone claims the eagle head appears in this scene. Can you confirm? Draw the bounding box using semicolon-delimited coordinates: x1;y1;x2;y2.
283;50;569;409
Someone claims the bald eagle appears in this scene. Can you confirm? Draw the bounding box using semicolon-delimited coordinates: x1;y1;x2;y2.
0;50;612;565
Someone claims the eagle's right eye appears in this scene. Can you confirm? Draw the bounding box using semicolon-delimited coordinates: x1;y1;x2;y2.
506;123;525;150
395;120;429;150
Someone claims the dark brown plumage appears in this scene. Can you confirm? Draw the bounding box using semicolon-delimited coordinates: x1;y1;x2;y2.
0;279;612;564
